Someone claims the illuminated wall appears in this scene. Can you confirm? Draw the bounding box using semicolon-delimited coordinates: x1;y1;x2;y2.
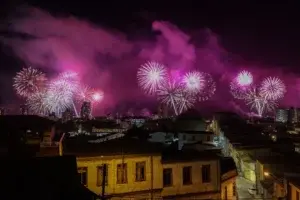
161;160;220;199
77;154;162;199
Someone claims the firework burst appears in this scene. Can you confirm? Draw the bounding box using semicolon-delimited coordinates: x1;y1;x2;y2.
244;87;277;116
182;71;204;94
137;61;168;95
13;67;47;97
26;91;49;115
230;70;253;99
76;85;93;102
259;77;286;100
198;73;216;101
177;91;197;114
156;79;183;115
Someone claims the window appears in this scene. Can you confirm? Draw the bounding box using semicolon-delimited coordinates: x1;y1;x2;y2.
202;164;211;183
78;167;87;186
163;168;172;187
233;182;236;196
224;186;228;200
117;163;127;184
182;166;192;185
97;164;108;186
136;162;146;182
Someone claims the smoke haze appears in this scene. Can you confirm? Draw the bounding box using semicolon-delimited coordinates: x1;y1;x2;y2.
0;6;298;114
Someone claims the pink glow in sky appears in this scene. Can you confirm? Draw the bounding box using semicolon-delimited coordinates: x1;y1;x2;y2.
0;6;297;114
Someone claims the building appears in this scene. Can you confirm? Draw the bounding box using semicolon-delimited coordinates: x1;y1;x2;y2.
288;107;298;124
58;137;235;199
0;107;5;115
20;104;29;115
62;108;74;122
288;178;300;200
275;108;288;123
220;157;238;200
81;101;91;119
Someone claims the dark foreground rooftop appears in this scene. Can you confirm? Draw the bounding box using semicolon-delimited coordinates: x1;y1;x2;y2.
0;155;98;200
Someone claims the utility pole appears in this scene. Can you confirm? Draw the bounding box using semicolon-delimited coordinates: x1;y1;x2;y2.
101;164;107;200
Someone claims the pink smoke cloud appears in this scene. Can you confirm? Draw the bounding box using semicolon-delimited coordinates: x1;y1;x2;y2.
1;6;299;115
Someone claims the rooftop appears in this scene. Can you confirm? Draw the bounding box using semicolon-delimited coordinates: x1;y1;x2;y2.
161;149;219;163
1;155;97;199
63;137;165;157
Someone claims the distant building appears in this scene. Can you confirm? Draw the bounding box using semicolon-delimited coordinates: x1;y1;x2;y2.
0;107;4;115
288;107;298;124
20;104;29;115
62;108;74;122
81;101;91;119
275;108;288;123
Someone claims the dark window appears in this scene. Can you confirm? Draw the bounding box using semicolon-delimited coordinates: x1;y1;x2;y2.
182;166;192;185
224;186;228;200
78;167;87;186
117;163;127;184
97;164;108;186
163;168;172;187
202;164;211;183
136;162;146;182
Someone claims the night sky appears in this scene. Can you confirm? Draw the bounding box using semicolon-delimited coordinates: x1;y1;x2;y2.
1;1;300;111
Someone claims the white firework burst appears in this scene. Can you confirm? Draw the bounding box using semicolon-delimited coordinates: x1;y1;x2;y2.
137;61;168;95
259;77;286;100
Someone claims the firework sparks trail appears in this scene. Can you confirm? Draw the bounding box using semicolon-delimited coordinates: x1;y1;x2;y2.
156;79;183;115
13;67;47;98
137;61;168;95
259;77;286;101
177;91;197;114
76;85;93;102
244;87;277;117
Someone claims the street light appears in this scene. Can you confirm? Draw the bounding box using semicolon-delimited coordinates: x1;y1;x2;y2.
264;171;270;177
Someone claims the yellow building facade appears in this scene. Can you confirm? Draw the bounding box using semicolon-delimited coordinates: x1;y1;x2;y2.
221;170;237;200
76;153;223;199
289;181;300;200
161;160;220;199
77;154;162;199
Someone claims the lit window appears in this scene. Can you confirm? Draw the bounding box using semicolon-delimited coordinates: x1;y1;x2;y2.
97;164;108;186
136;162;146;182
117;163;127;184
